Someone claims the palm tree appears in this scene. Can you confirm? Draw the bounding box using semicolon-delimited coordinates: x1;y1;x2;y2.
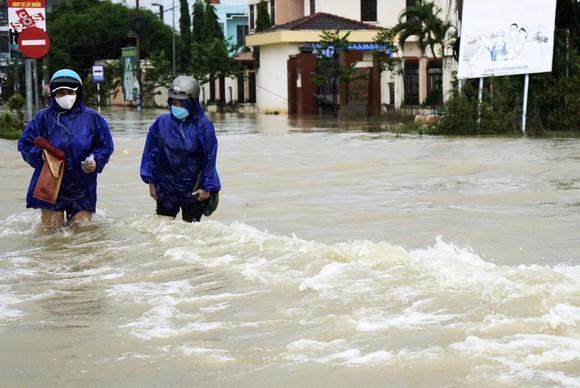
392;0;454;59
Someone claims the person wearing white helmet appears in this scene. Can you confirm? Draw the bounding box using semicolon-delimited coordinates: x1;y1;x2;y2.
18;68;114;228
140;75;221;222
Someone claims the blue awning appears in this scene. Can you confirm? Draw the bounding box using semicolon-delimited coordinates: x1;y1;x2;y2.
304;42;391;58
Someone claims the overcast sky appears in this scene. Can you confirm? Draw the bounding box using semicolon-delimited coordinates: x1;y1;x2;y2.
122;0;248;29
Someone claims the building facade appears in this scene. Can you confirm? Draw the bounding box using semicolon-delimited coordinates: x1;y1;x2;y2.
246;0;459;114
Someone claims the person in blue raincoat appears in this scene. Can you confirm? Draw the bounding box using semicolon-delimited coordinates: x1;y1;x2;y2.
18;69;114;228
140;75;221;223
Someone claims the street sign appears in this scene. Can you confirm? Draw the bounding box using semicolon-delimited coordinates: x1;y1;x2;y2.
92;65;105;82
8;0;47;33
8;0;47;54
17;26;50;59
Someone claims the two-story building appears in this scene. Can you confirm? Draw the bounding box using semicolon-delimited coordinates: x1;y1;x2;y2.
246;0;459;114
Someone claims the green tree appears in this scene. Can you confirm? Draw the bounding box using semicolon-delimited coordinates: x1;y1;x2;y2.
47;0;177;101
192;1;206;44
391;0;454;59
373;28;402;73
312;30;367;114
255;0;272;32
143;49;174;100
203;1;223;41
179;0;192;72
191;1;242;110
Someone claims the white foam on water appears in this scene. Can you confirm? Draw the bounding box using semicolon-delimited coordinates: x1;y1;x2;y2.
356;309;458;332
450;335;580;386
342;350;394;365
177;345;235;362
544;304;580;330
119;304;225;340
0;290;24;322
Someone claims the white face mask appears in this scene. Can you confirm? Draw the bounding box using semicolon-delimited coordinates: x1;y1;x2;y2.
55;94;77;110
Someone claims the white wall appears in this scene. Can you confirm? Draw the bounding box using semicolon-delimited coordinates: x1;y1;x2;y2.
256;43;301;113
199;77;241;105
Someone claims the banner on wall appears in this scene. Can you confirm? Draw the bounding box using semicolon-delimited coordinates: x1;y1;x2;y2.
457;0;557;79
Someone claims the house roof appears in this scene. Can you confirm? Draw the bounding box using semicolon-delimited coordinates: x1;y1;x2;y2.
264;12;382;32
234;51;254;64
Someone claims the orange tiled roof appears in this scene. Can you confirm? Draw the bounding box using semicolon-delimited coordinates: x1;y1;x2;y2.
264;12;382;32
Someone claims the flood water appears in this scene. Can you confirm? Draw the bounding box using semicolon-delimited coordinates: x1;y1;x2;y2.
1;109;579;387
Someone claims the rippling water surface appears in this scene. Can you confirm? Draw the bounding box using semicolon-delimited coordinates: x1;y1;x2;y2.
0;109;579;387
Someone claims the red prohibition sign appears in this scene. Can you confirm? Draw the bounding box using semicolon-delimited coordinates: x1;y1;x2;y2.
18;26;50;59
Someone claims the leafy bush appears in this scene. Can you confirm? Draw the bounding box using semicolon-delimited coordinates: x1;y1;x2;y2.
430;91;476;135
0;94;25;139
0;112;22;140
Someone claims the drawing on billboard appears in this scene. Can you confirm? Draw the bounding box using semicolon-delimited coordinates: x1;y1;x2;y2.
121;47;138;103
457;0;557;79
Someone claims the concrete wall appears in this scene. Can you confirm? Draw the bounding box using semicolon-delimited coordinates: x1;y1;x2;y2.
257;43;300;113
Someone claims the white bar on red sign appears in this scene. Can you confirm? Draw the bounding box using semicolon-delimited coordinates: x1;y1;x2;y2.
21;39;46;45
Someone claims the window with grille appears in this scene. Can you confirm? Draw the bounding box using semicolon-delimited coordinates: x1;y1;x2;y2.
361;0;377;22
249;4;255;29
310;0;315;14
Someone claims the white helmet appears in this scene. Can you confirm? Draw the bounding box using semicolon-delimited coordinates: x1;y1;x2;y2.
168;75;200;100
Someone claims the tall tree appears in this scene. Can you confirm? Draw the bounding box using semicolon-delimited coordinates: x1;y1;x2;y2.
191;1;241;109
203;1;224;41
179;0;192;73
255;0;272;32
391;0;454;59
192;1;206;44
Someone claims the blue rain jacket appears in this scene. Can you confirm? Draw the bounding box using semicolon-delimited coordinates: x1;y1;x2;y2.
17;97;114;212
140;98;221;205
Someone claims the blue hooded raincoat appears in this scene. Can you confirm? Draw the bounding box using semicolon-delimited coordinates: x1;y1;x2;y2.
17;96;114;213
140;98;221;207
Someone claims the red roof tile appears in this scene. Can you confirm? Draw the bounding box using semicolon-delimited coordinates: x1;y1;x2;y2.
264;12;382;32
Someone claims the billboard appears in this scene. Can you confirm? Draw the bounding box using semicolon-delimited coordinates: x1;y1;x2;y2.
457;0;557;79
121;47;138;103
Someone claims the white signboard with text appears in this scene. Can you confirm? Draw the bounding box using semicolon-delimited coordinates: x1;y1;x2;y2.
457;0;557;79
8;0;46;32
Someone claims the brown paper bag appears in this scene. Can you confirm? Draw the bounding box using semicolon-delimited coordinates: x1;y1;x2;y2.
33;150;65;204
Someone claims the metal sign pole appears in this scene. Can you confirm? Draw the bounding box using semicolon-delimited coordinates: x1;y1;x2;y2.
33;59;40;110
476;77;484;129
24;58;33;121
97;82;101;112
521;74;529;136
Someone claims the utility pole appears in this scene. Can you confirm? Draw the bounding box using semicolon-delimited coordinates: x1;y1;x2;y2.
151;2;174;75
24;59;32;121
135;0;142;110
172;0;176;76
